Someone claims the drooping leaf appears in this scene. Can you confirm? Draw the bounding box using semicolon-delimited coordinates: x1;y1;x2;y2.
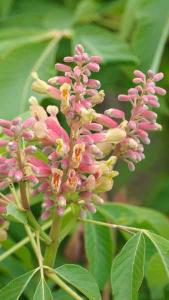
33;278;53;300
84;212;114;289
98;203;169;239
6;202;28;224
73;24;138;64
145;231;169;278
0;269;37;299
56;264;101;300
111;232;145;300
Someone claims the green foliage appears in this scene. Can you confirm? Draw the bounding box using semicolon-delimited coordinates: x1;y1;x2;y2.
33;278;53;300
111;232;145;300
98;203;169;239
56;264;102;300
6;202;28;224
0;269;37;299
84;211;114;289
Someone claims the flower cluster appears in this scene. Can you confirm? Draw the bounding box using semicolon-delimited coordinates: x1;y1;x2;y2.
0;44;166;222
116;70;166;171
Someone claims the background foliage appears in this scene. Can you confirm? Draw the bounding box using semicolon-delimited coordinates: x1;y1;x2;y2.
0;0;169;299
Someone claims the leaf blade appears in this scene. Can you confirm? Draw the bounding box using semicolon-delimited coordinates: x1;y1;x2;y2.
56;264;101;300
111;232;145;300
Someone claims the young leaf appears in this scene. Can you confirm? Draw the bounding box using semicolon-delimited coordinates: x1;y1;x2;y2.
73;24;138;64
0;269;37;299
145;231;169;278
84;212;114;289
111;232;145;300
6;202;28;225
33;278;53;300
56;264;101;300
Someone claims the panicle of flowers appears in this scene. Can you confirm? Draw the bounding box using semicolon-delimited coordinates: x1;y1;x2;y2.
0;44;166;222
116;70;166;171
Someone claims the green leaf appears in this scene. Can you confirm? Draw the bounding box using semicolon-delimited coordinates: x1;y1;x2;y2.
84;212;114;289
0;31;59;118
145;231;169;278
98;203;169;239
0;269;37;299
73;24;138;64
33;278;53;300
111;232;145;300
121;0;169;71
146;253;168;300
53;289;73;300
6;202;28;224
56;264;101;300
0;0;14;18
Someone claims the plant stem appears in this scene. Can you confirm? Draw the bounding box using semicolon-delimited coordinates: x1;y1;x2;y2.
26;210;52;244
20;181;29;210
46;270;83;300
79;217;142;234
0;220;52;262
44;213;62;267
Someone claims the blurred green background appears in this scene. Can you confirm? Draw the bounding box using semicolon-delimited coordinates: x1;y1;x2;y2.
0;0;169;299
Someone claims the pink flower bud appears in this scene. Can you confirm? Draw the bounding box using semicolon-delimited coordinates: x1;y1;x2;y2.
133;78;143;83
22;131;34;140
55;63;71;72
0;140;8;147
147;70;154;78
56;206;64;216
0;119;11;128
118;95;130;101
64;56;74;63
96;114;117;128
87;79;101;89
75;44;84;54
74;83;85;93
22;118;35;129
153;72;164;81
154;87;166;95
127;161;135;171
48;86;61;99
14;170;23;182
128;121;137;129
25;145;37;154
48;76;72;85
105;108;124;119
87;63;100;72
7;141;18;151
128;88;138;95
85;123;103;131
85;202;96;213
133;70;145;79
3;128;13;137
90;55;102;63
74;66;81;77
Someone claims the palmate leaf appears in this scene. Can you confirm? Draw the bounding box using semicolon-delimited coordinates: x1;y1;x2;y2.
0;269;37;300
56;264;101;300
84;212;114;289
98;203;169;239
121;0;169;71
73;24;138;64
111;232;145;300
0;30;59;119
33;278;53;300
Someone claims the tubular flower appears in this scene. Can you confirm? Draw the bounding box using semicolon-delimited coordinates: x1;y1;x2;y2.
0;45;166;221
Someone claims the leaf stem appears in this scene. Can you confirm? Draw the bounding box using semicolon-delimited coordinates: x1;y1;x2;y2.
24;225;39;260
44;213;62;267
0;220;52;262
26;210;52;245
79;217;142;234
46;270;83;300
